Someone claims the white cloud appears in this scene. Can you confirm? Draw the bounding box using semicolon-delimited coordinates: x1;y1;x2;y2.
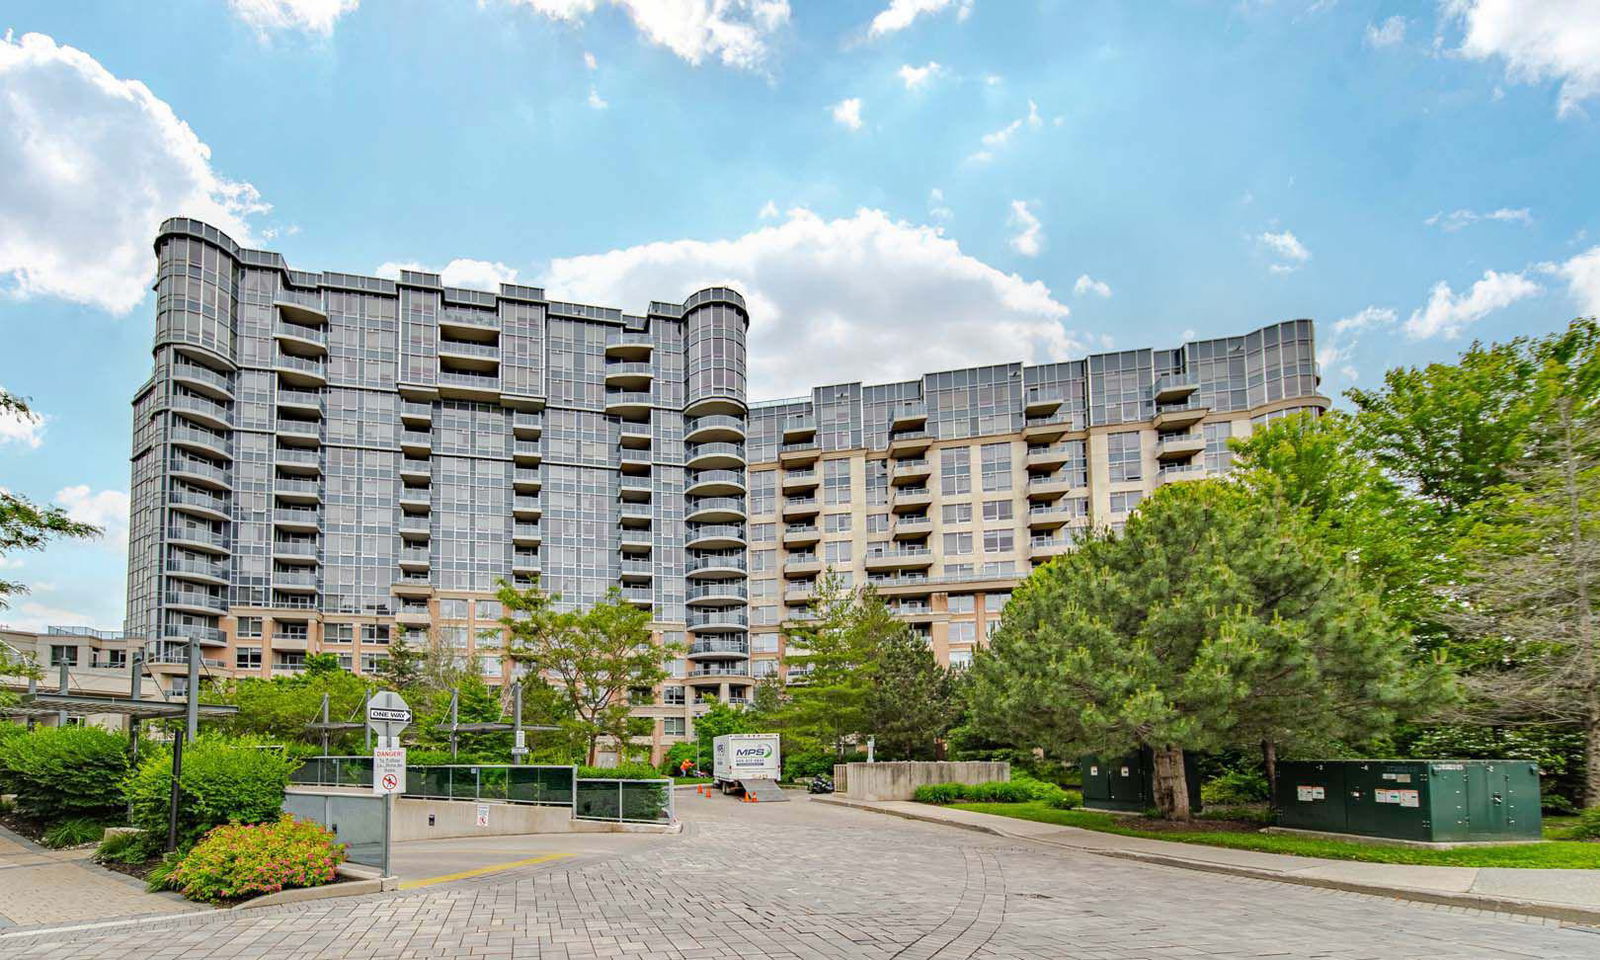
968;99;1041;162
228;0;359;35
1423;207;1532;231
1548;245;1600;316
539;207;1082;399
897;61;943;90
1318;306;1397;383
1257;230;1311;273
507;0;790;71
831;97;864;130
868;0;973;37
1364;15;1405;48
1333;305;1398;335
0;392;45;450
2;599;117;633
1444;0;1600;117
587;86;609;109
758;200;780;219
1073;274;1111;298
927;188;952;221
54;485;130;550
1007;201;1042;257
583;50;598;69
0;32;268;315
375;258;520;291
1404;270;1541;340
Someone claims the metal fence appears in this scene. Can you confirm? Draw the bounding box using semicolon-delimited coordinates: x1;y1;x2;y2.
288;758;672;824
282;790;391;874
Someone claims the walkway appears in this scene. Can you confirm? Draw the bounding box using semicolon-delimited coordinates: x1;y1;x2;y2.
819;796;1600;924
3;796;1597;958
0;825;202;930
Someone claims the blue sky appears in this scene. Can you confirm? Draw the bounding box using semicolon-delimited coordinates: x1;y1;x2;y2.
1;0;1597;632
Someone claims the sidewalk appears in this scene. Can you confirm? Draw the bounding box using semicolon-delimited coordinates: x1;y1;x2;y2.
815;796;1600;926
0;824;203;933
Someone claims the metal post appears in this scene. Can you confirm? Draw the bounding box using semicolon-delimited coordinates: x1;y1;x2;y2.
166;727;186;852
320;692;330;757
512;681;523;766
364;691;372;753
56;660;69;725
185;640;199;739
449;688;459;760
382;792;392;878
129;650;143;764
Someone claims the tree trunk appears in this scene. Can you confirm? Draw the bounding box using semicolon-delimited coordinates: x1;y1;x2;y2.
1586;712;1600;808
1262;740;1278;801
1152;745;1191;821
1557;397;1599;807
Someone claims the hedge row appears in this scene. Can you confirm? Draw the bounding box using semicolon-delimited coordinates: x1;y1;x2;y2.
913;778;1082;809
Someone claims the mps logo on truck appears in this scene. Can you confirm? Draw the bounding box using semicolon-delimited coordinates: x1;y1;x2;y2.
735;744;773;759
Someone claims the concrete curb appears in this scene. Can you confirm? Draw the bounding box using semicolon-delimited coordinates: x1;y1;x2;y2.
813;797;1600;929
231;862;398;911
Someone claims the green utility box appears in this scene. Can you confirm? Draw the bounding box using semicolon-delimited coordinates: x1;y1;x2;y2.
1275;760;1542;843
1080;750;1201;814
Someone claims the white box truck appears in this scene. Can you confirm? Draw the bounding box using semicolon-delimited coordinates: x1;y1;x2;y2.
712;733;786;801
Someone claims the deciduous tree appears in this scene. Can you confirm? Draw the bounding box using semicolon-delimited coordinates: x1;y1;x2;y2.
0;390;100;611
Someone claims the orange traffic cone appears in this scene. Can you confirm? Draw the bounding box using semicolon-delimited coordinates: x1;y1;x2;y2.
750;793;759;803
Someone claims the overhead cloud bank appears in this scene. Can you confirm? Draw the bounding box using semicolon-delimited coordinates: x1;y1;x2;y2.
541;207;1082;398
0;33;269;315
1404;269;1541;340
1445;0;1600;116
228;0;359;35
375;258;520;291
507;0;791;70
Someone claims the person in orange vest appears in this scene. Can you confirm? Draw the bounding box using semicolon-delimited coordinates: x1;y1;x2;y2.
679;757;694;779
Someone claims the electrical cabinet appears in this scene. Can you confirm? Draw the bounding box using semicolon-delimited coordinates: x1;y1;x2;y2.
1275;760;1542;843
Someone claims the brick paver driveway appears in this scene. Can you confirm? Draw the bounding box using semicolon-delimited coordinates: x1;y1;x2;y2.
4;795;1596;958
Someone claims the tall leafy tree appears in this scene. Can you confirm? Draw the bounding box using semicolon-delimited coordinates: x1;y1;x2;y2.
776;572;897;755
0;391;100;610
968;481;1451;819
693;698;754;766
499;579;679;764
867;630;960;760
1446;320;1600;804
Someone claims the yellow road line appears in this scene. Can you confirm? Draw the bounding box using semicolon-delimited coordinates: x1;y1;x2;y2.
397;852;574;890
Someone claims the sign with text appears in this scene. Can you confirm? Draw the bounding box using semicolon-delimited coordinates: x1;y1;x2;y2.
366;691;412;744
373;747;406;796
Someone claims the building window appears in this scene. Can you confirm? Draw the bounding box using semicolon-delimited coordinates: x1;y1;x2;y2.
752;522;776;541
945;562;974;579
866;513;889;533
981;561;1015;578
440;625;469;648
439;598;469;619
749;470;777;514
235;646;262;669
942;503;972;524
752;659;778;677
981;499;1013;522
663;717;686;736
824;459;851;505
1110;490;1144;514
824;513;851;533
663;686;685;705
1108;431;1142;483
751;548;776;573
751;634;779;653
947;594;975;614
475;600;502;620
948;621;977;645
943;532;973;555
48;645;79;667
237;617;263;639
824;541;852;564
361;653;388;672
983;529;1014;553
362;624;391;644
1204;421;1235;474
980;443;1012;492
940;447;971;496
325;623;354;644
948;650;973;669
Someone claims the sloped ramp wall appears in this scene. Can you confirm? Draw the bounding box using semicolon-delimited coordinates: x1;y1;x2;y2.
834;761;1010;801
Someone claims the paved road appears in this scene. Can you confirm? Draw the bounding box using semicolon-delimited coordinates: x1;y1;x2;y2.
4;795;1597;958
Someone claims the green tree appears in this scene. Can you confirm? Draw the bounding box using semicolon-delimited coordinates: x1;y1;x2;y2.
1;391;100;613
692;697;753;768
1446;320;1600;804
776;572;895;755
967;481;1450;819
868;630;960;760
499;579;679;764
374;634;426;690
1349;338;1539;515
206;667;371;749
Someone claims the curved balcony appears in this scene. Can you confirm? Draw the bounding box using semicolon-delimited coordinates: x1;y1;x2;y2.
272;540;320;563
685;496;746;524
684;395;747;419
604;361;653;391
170;425;233;461
603;389;652;419
275;353;327;388
169;393;233;431
686;524;746;551
166;557;229;585
164;590;227;615
688;638;749;660
278;388;325;417
685;442;746;470
274;321;327;355
275;300;328;327
684;664;753;684
686;581;748;607
273;569;320;593
684;414;745;444
605;336;653;364
686;554;747;579
688;610;748;633
169;456;231;490
685;469;745;498
171;361;234;400
168;489;230;523
166;525;230;555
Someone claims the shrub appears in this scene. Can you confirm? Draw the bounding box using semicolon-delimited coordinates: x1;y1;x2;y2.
660;742;698;775
912;780;1080;806
783;750;865;782
42;818;108;848
126;737;297;848
0;726;130;821
577;761;661;781
912;783;965;805
1050;789;1083;810
161;816;344;903
1201;769;1271;806
95;829;159;864
1570;807;1600;841
963;780;1038;803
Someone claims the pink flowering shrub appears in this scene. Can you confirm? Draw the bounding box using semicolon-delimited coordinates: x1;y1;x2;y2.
165;815;345;902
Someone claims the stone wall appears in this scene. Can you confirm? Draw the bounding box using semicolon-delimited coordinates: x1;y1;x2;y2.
833;761;1010;801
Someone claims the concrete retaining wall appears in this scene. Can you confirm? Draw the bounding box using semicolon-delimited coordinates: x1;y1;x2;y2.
284;786;676;840
833;761;1010;801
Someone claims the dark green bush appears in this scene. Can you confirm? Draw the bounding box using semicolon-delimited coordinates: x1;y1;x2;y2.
912;783;964;804
1570;807;1600;841
782;750;865;781
0;726;130;821
42;817;108;848
1201;769;1271;806
577;761;661;781
95;829;159;864
660;742;698;775
127;737;297;848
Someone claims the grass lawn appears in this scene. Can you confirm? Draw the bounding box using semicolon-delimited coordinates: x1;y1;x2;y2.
947;802;1600;869
672;777;713;785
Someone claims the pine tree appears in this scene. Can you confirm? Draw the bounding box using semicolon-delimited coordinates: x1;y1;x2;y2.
867;630;960;760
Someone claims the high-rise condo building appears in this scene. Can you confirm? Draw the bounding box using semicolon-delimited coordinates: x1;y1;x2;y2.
126;218;1325;761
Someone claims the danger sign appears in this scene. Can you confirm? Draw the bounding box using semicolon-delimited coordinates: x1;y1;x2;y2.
373;747;406;796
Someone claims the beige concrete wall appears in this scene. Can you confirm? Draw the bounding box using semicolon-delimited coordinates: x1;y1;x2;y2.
285;786;672;841
834;761;1010;801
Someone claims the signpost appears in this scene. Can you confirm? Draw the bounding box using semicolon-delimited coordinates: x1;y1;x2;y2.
366;691;412;749
373;747;406;796
365;691;412;878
